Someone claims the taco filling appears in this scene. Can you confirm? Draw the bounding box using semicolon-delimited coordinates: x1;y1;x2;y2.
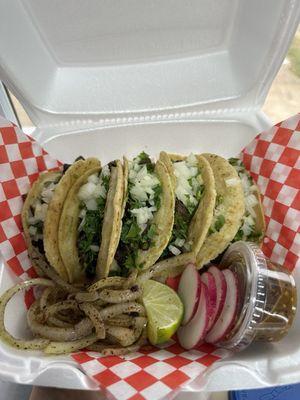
161;154;204;258
207;194;226;235
27;174;61;254
229;158;264;243
76;165;111;277
115;152;162;274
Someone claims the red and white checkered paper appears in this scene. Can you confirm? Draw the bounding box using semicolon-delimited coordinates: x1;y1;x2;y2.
0;114;299;400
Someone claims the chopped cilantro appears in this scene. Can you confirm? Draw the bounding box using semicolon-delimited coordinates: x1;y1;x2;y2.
247;230;262;242
232;226;262;243
196;185;204;203
121;219;140;243
147;224;156;240
215;214;225;231
102;174;110;188
216;194;223;206
136;151;154;173
116;152;161;273
228;157;240;166
153;184;162;209
124;251;138;270
232;227;244;242
160;200;190;259
31;220;44;235
209;214;225;235
77;178;109;278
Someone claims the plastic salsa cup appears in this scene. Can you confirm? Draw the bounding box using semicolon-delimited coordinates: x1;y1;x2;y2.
218;241;297;351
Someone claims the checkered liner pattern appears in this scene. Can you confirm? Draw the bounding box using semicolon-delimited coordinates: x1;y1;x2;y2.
0;114;299;400
241;114;300;271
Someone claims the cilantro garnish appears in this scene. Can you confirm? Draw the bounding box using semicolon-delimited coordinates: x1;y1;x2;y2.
232;227;244;242
31;220;43;235
136;151;155;173
215;214;225;231
153;185;162;209
209;214;225;235
161;199;191;259
216;194;223;207
247;230;262;242
77;173;110;278
228;157;240;166
116;152;161;274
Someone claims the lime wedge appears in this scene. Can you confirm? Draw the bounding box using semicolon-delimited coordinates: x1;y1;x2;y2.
142;280;184;345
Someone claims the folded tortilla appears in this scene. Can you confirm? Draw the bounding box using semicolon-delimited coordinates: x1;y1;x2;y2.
114;152;175;274
196;154;245;268
158;152;216;271
58;161;124;282
21;171;62;277
229;158;265;244
44;158;100;281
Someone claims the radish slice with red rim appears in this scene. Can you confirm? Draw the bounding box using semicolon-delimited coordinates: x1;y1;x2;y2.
205;269;238;344
208;266;227;322
177;282;210;349
178;263;201;325
201;272;217;331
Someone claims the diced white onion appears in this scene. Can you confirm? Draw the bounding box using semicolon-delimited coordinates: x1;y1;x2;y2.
110;259;120;272
41;181;57;204
128;156;161;231
29;226;37;236
174;238;185;247
77;216;86;232
131;206;156;231
90;245;100;252
87;174;99;184
34;202;48;222
241;214;255;236
232;165;259;225
246;194;258;208
85;198;98;211
130;184;148;202
79;208;86;219
173;154;202;208
78;169;110;208
102;165;110;176
78;181;96;201
186;153;198;167
168;245;181;256
183;241;192;251
225;177;240;187
93;184;107;199
28;216;38;225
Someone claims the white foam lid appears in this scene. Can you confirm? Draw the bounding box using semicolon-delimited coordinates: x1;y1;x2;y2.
0;0;299;127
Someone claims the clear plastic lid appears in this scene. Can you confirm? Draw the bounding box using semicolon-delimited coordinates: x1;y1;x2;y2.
218;241;297;352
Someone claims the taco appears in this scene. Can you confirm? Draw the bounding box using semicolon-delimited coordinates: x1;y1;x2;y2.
22;171;62;277
114;152;175;274
58;160;124;282
196;154;245;269
228;158;265;244
158;153;216;271
44;157;100;281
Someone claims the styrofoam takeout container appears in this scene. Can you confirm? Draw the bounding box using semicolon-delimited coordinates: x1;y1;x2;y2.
0;0;299;394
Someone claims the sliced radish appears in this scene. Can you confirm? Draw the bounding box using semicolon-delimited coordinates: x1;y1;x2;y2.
178;282;209;349
178;263;202;325
208;265;227;322
201;272;217;331
205;269;238;344
166;276;181;292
